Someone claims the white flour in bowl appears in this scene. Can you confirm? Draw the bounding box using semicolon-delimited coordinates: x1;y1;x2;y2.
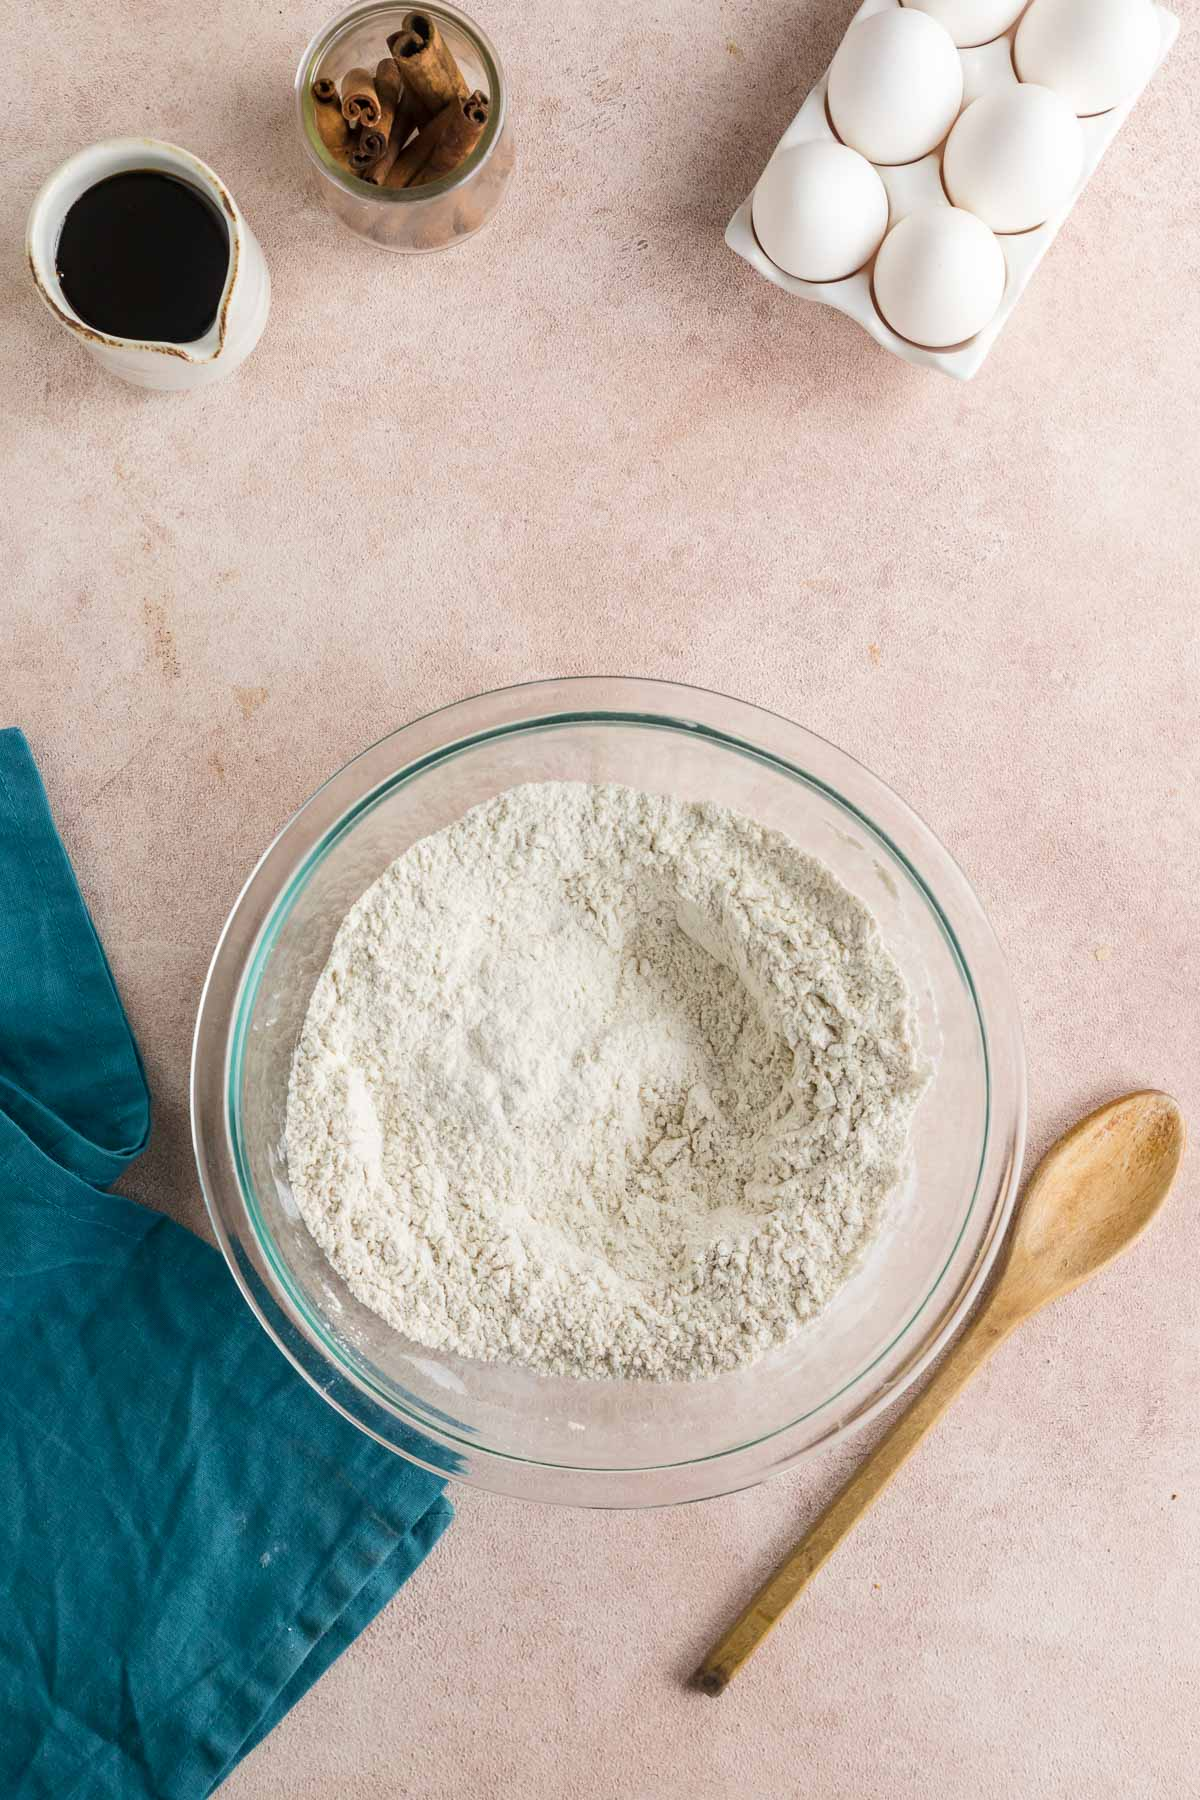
286;782;929;1381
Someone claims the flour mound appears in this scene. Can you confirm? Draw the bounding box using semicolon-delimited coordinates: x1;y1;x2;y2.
286;782;928;1381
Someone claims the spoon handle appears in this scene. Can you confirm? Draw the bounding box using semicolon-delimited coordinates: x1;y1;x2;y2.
693;1298;1020;1696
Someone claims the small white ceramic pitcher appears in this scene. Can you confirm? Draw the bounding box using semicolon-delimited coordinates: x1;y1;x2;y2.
27;138;270;392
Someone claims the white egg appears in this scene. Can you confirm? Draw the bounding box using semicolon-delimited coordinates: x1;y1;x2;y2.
752;141;889;282
943;85;1084;232
827;9;965;165
1015;0;1161;115
901;0;1025;49
873;205;1006;346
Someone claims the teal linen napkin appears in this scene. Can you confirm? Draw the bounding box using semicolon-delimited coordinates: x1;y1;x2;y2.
0;729;452;1800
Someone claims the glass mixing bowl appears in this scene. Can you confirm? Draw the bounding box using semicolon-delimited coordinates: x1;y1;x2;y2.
191;678;1025;1507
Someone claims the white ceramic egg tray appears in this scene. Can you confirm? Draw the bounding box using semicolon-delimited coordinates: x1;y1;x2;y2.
726;0;1178;379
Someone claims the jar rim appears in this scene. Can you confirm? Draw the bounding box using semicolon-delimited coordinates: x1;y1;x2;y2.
294;0;506;203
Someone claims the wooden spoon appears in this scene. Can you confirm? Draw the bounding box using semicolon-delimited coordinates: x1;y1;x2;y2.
694;1090;1185;1696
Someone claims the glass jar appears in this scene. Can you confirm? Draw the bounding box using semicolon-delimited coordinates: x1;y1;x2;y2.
295;1;513;252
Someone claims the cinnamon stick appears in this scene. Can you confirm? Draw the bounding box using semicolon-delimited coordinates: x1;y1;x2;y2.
370;58;402;147
340;65;384;127
361;86;424;184
387;11;468;117
412;90;489;184
312;75;339;104
355;58;403;160
312;85;353;164
382;90;488;188
382;99;455;187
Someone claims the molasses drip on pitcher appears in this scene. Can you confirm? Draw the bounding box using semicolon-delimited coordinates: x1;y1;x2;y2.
55;170;230;344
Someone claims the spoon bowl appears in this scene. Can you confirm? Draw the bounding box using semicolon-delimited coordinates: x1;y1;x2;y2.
1002;1090;1184;1313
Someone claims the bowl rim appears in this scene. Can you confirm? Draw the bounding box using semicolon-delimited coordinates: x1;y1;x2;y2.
191;676;1026;1507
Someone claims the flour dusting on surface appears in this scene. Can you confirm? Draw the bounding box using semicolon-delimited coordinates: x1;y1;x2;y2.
286;782;929;1381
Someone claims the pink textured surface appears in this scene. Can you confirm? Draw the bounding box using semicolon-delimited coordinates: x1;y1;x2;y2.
4;0;1199;1791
